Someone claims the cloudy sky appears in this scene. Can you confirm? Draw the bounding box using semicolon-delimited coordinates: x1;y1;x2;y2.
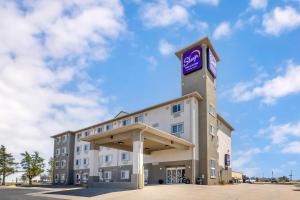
0;0;300;179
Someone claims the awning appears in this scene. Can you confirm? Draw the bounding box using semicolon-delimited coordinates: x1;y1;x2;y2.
82;123;194;154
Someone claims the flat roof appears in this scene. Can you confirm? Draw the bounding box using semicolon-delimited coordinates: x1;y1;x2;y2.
82;123;194;153
175;37;220;62
51;92;203;138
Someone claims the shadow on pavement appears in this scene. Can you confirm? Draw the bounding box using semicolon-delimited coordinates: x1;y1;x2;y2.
45;188;131;197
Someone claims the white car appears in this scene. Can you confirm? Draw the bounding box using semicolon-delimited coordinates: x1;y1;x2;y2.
246;179;256;184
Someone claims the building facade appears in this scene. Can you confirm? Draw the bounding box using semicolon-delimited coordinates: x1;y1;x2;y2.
51;37;234;189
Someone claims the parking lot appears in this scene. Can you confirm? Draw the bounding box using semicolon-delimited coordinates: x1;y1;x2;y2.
1;184;299;200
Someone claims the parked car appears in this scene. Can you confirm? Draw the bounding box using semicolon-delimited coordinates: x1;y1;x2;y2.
246;178;256;184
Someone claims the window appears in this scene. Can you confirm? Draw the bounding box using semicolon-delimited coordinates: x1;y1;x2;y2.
134;115;143;123
152;123;159;128
82;173;89;183
77;133;82;141
122;118;131;126
209;125;216;136
105;155;112;163
99;156;103;164
121;152;130;161
97;127;103;133
172;103;183;114
62;135;67;143
76;146;81;154
104;171;112;180
55;148;60;156
83;158;89;166
55;137;61;144
171;123;184;137
55;161;60;169
84;144;89;152
75;159;81;167
61;160;66;168
106;124;113;131
210;160;217;178
61;147;67;155
209;104;216;117
121;170;129;179
84;131;90;137
60;174;65;183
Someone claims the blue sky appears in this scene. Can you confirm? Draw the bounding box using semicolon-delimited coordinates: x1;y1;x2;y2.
0;0;300;179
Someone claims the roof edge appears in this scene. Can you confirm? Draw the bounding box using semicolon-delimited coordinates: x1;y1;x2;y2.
56;92;203;134
217;113;235;132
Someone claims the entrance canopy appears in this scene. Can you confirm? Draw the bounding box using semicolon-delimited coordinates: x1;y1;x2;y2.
82;123;194;154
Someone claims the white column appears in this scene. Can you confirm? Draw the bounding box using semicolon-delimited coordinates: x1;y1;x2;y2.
132;131;144;189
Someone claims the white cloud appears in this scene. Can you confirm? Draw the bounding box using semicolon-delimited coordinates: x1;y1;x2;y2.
140;1;189;28
0;0;125;160
259;121;300;144
145;56;158;71
213;21;231;40
233;148;262;168
228;61;300;104
282;141;300;154
249;0;268;10
262;6;300;36
158;40;175;56
180;0;220;6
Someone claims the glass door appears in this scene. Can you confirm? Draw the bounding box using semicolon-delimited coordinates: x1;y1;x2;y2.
166;167;186;184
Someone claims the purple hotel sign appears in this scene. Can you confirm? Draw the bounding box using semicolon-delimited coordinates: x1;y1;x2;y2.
182;46;202;75
207;48;217;78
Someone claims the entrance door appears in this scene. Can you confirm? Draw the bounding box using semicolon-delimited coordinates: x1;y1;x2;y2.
166;167;186;184
144;169;149;185
75;174;80;184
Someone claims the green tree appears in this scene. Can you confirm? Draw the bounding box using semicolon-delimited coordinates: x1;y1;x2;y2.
0;145;17;185
20;151;45;185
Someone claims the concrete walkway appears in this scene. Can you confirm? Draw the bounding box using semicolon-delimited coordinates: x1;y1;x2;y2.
6;184;300;200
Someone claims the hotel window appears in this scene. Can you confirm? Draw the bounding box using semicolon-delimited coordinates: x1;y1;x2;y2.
55;137;61;144
104;171;112;180
121;170;129;179
172;103;183;114
105;155;112;163
55;148;60;156
106;124;113;131
60;174;65;183
134;115;144;123
82;173;89;183
55;161;60;169
84;144;89;153
122;118;131;126
61;160;66;169
209;104;216;117
209;125;216;136
61;147;67;155
121;152;130;161
97;127;103;133
210;160;217;178
75;159;81;167
84;131;90;137
76;146;81;154
83;158;89;166
62;135;67;143
171;123;184;137
152;123;159;128
77;133;82;141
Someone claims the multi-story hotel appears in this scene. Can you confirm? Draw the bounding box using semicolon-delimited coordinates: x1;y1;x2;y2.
51;37;234;189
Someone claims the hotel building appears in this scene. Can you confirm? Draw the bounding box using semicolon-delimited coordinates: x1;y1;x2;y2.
51;37;234;189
